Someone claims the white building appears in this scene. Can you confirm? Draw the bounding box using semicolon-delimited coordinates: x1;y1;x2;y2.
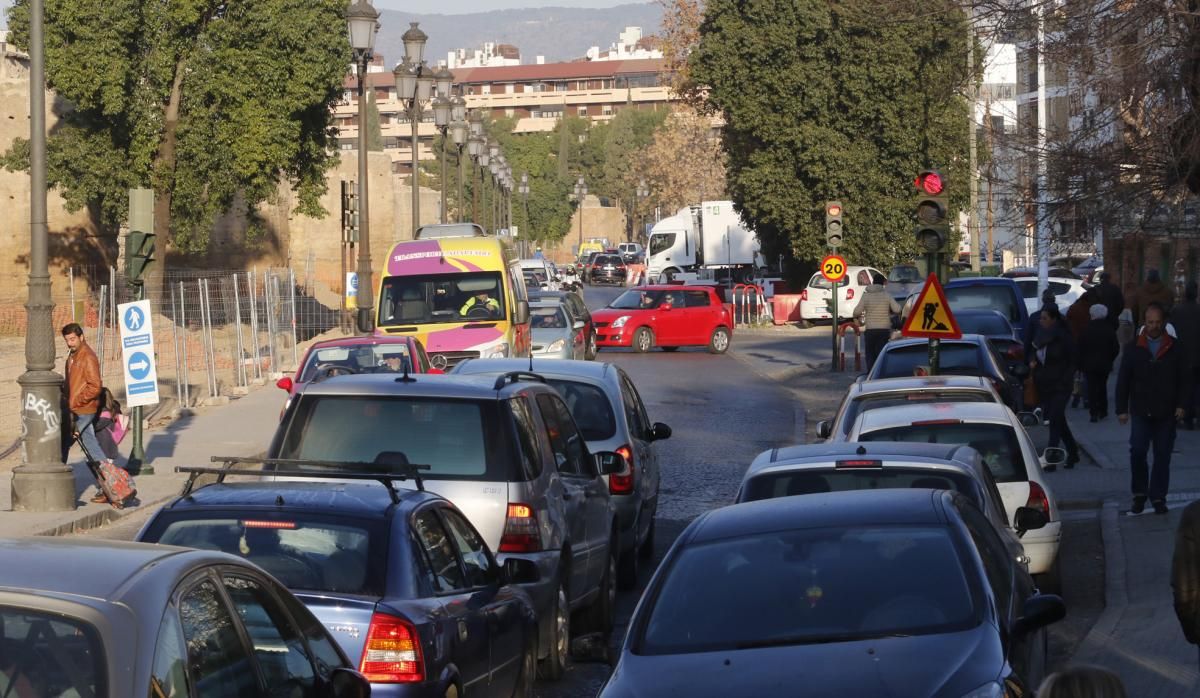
446;42;524;70
585;26;663;62
975;35;1024;265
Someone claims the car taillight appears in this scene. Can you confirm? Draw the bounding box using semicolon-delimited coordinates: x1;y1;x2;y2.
1006;345;1024;360
609;445;635;495
499;503;542;552
1026;481;1051;517
846;288;855;300
801;289;808;301
359;613;424;683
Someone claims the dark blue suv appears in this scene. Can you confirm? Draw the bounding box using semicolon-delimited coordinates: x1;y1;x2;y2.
138;465;540;698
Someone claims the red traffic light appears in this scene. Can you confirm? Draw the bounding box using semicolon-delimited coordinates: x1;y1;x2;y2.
915;171;944;195
826;203;842;217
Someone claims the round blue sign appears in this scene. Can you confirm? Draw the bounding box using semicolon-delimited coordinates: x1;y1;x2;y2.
124;306;145;332
128;351;151;380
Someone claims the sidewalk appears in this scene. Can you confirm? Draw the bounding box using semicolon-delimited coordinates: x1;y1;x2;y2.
0;384;284;537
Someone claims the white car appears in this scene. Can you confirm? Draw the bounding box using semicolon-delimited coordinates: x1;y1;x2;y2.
818;375;1003;442
1013;277;1090;315
845;401;1064;588
798;266;886;324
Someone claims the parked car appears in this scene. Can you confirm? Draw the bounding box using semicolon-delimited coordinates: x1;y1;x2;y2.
0;537;372;697
529;302;588;360
1012;277;1090;315
578;251;602;283
138;468;541;696
277;335;437;413
589;254;627;286
453;358;671;589
592;285;733;354
598;490;1064;696
266;371;625;678
943;277;1031;336
1002;266;1083;280
818;375;1003;441
955;308;1024;362
845;401;1065;587
529;289;596;359
886;263;924;303
617;241;644;262
867;335;1028;411
799;266;887;325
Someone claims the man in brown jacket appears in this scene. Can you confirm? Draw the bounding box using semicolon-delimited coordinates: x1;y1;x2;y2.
1129;269;1176;325
1172;500;1200;662
61;324;114;499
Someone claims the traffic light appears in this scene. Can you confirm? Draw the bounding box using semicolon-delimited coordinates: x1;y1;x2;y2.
125;230;155;285
914;170;949;253
825;201;844;248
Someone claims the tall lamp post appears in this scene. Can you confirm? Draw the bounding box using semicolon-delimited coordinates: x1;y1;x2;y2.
394;23;434;237
432;67;453;223
12;0;75;510
633;178;649;244
572;176;588;252
347;0;379;334
519;172;530;257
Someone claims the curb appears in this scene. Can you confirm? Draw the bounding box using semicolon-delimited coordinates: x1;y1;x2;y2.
34;492;178;537
1069;501;1127;665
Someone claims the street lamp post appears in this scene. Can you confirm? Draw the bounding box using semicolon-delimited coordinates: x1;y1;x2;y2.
519;172;530;257
11;0;75;511
347;0;379;334
573;176;588;252
634;178;649;244
433;67;453;224
395;23;434;237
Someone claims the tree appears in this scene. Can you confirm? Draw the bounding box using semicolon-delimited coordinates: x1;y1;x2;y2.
365;92;384;152
689;0;972;274
3;0;348;266
658;0;706;108
636;106;727;214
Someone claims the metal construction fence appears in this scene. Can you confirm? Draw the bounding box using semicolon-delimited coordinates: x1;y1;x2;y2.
1;264;345;456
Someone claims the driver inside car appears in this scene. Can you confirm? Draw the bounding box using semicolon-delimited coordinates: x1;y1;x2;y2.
460;290;500;318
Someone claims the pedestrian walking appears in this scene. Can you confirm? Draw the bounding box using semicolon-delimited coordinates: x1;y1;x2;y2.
1037;665;1127;698
1030;305;1080;471
1079;304;1120;422
61;323;124;502
1096;272;1125;331
1066;288;1099;409
851;277;900;372
1024;288;1063;366
1171;281;1200;429
1128;269;1175;325
1116;303;1192;515
1173;500;1200;670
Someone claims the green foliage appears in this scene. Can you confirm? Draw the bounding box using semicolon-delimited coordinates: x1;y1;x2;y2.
3;0;349;252
365;92;384;152
689;0;972;273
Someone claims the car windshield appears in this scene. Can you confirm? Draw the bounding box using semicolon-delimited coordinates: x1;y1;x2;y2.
839;390;995;436
956;314;1013;337
546;379;616;441
873;344;984;379
888;266;922;283
638;525;978;655
0;608;105;697
944;285;1021;323
378;272;506;325
742;468;977;504
610;289;668;309
531;306;569;329
299;343;413;382
648;233;676;256
277;396;501;480
153;517;384;595
808;273;834;290
857;422;1027;482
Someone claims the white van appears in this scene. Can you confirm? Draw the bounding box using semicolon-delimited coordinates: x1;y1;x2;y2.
798;266;886;325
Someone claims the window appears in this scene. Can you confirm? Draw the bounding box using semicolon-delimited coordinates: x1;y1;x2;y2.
536;393;591;477
377;271;507;325
276;592;345;680
958;503;1014;616
873;343;984;379
943;285;1022;323
180;578;259;698
508;396;545;479
222;575;317;696
858;422;1027;483
684;290;712;308
546;378;617;441
413;509;466;591
577;107;588;117
440;509;496;588
648;233;676;256
0;607;105;698
839;390;995;436
856;270;871;286
741;468;976;502
619;373;651;441
149;605;188;697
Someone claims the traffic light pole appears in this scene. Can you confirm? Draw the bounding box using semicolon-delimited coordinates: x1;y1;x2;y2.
831;279;839;373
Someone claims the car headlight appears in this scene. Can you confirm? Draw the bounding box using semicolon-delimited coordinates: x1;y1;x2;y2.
960;682;1004;698
611;315;631;329
487;343;509;358
546;339;565;353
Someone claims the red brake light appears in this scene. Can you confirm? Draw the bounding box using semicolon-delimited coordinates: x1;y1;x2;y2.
846;288;855;300
359;613;424;683
609;446;635;495
499;503;542;552
836;459;882;469
1026;481;1051;517
241;520;296;529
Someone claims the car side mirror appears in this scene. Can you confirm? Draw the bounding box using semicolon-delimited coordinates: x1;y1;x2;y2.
1017;411;1041;428
658;303;673;311
1013;594;1065;637
573;320;586;330
1009;363;1030;379
816;420;832;439
502;557;541;585
514;299;530;325
1014;506;1048;536
1042;447;1067;467
649;422;672;441
594;451;628;476
275;376;293;392
327;667;371;698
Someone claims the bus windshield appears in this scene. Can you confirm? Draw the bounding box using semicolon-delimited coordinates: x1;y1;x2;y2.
378;272;507;326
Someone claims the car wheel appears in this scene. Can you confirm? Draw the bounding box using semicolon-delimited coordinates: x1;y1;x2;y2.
633;327;654;353
538;577;570;681
799;319;813;329
661;346;679;352
708;327;731;354
587;331;598;360
617;537;639;590
512;638;536;698
582;540;617;634
662;268;678;283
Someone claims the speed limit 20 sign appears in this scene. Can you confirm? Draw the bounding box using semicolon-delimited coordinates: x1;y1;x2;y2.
820;254;847;283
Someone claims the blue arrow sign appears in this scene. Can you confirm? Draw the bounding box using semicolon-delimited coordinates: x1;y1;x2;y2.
128;351;151;380
124;305;145;332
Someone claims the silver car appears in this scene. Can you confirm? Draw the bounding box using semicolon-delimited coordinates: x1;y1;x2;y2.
531;302;587;360
454;358;672;589
0;537;370;697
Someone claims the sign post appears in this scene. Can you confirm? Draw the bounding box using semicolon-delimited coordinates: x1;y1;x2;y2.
118;299;159;473
899;273;962;376
821;254;848;372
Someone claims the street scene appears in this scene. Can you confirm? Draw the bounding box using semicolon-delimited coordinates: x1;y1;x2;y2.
5;0;1200;696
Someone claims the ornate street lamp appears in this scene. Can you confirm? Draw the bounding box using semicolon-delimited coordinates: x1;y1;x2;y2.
395;23;437;236
634;178;649;243
347;0;379;334
572;176;588;251
451;117;468;223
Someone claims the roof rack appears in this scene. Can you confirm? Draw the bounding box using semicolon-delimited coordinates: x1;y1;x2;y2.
492;370;545;391
176;456;432;504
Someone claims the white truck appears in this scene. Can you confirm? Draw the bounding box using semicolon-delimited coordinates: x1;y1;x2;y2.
645;201;764;283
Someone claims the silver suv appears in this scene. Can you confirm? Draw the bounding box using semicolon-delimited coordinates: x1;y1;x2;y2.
267;370;624;680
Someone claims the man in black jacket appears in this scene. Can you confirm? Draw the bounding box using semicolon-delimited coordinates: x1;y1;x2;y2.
1116;303;1192;514
1096;272;1125;331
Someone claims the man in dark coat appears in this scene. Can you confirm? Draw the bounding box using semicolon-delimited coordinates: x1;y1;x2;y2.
1079;304;1120;422
1171;281;1200;429
1031;305;1079;470
1096;272;1125;331
1116;303;1192;514
1023;288;1061;359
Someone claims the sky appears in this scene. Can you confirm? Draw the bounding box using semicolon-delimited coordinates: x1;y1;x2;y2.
375;0;639;12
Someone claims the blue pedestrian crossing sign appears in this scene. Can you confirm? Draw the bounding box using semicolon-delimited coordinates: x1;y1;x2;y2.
118;299;160;407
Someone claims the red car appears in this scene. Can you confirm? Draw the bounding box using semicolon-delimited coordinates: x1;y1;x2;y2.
276;336;439;412
592;285;733;354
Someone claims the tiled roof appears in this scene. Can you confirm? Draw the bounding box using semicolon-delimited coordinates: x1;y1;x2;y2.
343;58;666;90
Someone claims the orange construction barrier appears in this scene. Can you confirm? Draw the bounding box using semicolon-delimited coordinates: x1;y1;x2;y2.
837;322;863;372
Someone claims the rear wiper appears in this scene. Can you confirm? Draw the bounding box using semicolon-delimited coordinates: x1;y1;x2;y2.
734;632;911;650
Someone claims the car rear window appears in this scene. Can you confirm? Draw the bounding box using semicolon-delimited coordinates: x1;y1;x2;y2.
596;255;624;266
944;285;1021;323
840;390;996;436
741;468;979;505
857;422;1027;482
546;379;616;441
807;273;834;290
0;608;105;697
150;516;386;596
956;314;1012;337
872;344;984;379
277;396;514;481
